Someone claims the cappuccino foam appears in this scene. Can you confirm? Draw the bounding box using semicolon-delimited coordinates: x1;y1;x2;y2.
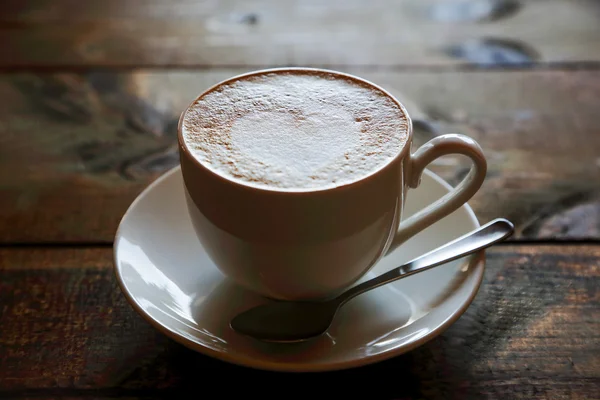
181;70;409;190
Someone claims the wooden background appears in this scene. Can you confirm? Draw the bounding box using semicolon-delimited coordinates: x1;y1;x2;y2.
0;0;599;399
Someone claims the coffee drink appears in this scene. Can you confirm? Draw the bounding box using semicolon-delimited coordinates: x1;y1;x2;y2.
178;68;487;300
181;70;409;190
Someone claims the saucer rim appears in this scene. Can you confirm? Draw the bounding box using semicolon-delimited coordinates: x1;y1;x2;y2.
114;166;485;372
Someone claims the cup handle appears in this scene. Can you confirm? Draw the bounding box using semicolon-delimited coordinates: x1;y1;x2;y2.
387;133;487;253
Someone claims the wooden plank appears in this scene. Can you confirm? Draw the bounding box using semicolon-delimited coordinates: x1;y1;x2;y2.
0;245;599;399
0;0;599;67
1;69;599;243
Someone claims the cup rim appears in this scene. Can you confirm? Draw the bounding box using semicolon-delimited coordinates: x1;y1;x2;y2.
177;67;414;194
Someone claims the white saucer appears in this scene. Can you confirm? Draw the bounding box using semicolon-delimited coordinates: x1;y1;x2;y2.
114;166;485;372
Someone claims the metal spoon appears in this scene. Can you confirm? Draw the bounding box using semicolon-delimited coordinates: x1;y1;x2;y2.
230;218;514;343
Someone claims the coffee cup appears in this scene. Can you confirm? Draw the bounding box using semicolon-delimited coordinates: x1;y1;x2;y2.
177;68;486;301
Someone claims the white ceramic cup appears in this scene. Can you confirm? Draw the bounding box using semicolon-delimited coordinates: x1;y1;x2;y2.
178;68;487;301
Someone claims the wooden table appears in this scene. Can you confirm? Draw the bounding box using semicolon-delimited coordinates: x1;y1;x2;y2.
1;1;599;398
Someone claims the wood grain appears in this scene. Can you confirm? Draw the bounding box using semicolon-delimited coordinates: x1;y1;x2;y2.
0;0;599;67
1;69;599;243
0;246;599;399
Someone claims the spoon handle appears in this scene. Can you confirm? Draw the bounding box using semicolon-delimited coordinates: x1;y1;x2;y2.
337;218;514;305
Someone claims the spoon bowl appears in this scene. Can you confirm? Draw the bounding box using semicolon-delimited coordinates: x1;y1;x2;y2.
230;301;340;343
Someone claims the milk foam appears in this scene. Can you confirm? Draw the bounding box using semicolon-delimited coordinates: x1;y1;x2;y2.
181;71;409;189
